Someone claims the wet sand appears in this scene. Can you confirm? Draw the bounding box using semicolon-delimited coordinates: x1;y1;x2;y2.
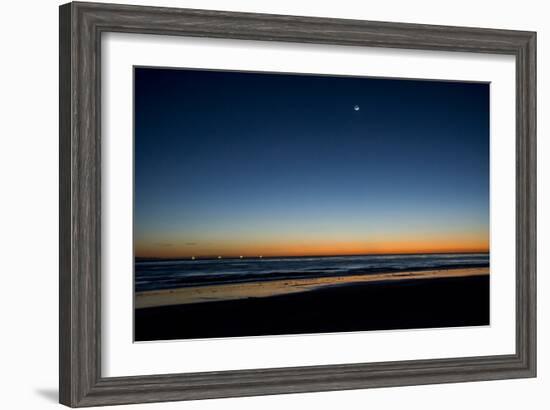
135;270;489;341
135;267;488;308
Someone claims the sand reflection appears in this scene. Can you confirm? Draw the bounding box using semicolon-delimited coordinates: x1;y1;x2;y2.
136;267;489;309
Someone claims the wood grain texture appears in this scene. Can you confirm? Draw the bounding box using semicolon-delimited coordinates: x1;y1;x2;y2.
59;1;537;407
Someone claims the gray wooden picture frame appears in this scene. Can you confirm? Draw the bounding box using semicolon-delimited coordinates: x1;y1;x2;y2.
59;1;536;407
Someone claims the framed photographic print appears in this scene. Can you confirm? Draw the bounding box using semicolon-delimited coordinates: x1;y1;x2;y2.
59;1;536;407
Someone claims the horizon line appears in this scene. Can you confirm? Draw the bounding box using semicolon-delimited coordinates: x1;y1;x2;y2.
135;250;490;261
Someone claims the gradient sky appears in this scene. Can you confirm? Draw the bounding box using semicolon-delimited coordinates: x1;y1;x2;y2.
134;67;489;258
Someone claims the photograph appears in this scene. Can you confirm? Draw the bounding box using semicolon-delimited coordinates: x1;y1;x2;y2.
133;67;490;342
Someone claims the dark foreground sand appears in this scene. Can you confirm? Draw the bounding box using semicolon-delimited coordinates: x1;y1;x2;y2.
135;274;489;341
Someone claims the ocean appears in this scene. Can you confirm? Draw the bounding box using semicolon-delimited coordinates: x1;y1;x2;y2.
135;253;489;292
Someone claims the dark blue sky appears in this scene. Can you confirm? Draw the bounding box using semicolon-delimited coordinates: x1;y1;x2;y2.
134;67;489;258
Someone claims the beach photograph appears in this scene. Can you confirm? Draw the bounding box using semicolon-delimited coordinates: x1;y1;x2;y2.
134;67;490;342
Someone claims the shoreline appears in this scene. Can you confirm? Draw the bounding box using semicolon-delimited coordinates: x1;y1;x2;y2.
136;266;489;309
135;274;490;341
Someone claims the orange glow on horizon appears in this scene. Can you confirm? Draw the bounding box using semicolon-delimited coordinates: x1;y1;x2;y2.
135;236;489;259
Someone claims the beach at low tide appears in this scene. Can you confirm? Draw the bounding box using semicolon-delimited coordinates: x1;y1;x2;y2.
135;267;489;341
136;266;488;308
